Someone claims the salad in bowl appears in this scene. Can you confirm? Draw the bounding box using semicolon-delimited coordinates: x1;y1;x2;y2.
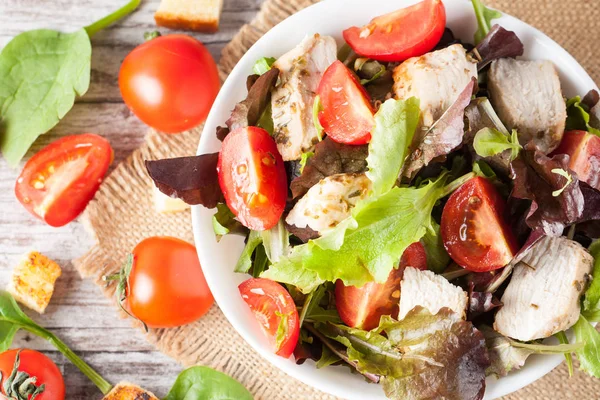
146;0;600;399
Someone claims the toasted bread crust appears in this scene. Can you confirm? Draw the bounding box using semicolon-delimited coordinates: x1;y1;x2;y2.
155;12;219;33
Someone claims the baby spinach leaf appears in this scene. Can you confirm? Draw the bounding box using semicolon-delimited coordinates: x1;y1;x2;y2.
471;0;502;44
0;291;112;394
165;366;253;400
0;0;140;166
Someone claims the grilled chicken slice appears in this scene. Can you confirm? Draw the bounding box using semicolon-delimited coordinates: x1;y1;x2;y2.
487;58;567;154
393;44;478;129
494;236;593;341
285;173;371;235
398;267;468;320
271;34;337;161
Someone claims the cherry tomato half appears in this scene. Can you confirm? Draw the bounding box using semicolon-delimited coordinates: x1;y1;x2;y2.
119;34;220;133
0;349;65;400
335;242;427;330
239;278;300;358
218;127;287;231
317;61;375;145
343;0;446;62
125;236;214;328
15;134;113;227
441;177;518;272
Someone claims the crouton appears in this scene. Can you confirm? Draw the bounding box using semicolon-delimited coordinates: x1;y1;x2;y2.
103;382;159;400
155;0;224;33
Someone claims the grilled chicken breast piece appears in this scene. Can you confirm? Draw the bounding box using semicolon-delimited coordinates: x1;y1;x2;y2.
487;58;567;154
285;173;371;235
393;44;478;129
399;267;468;320
494;236;593;341
271;34;337;161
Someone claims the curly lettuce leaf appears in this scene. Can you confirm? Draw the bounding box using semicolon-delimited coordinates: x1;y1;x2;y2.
473;128;521;161
367;97;420;194
321;308;489;400
566;96;600;136
263;173;450;292
471;0;502;44
573;315;600;378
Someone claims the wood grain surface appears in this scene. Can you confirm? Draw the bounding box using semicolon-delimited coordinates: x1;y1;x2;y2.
0;0;262;398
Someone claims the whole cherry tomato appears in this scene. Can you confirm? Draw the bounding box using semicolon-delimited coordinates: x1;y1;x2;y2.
0;349;65;400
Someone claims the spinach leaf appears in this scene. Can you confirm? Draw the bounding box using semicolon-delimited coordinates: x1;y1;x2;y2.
0;0;140;166
471;0;502;44
165;366;253;400
473;128;521;161
0;291;112;394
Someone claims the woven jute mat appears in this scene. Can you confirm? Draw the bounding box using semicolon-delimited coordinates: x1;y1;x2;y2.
74;0;600;399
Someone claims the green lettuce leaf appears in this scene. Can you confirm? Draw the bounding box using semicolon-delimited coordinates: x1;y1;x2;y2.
471;0;502;44
583;240;600;318
299;151;314;173
261;220;290;263
316;345;342;369
473;128;521;161
235;231;263;273
262;173;451;292
566;96;600;136
366;98;420;196
212;203;247;242
252;57;276;75
320;308;489;400
420;221;450;274
573;315;600;378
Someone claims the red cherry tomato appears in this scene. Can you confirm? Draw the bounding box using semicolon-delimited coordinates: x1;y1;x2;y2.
552;130;600;190
15;134;113;227
343;0;446;62
239;278;300;358
218;127;287;230
0;349;65;400
124;236;214;328
119;34;220;133
335;242;427;330
441;177;518;272
317;60;375;145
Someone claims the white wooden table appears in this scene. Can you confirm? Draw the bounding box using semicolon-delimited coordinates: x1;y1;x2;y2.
0;1;263;397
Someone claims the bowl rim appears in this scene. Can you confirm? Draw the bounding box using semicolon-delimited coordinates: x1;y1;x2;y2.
192;1;599;399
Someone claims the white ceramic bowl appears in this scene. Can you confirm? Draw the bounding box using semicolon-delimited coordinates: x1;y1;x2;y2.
193;1;599;398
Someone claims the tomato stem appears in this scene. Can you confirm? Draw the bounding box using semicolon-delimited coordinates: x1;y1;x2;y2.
84;0;141;38
440;172;475;198
22;325;113;395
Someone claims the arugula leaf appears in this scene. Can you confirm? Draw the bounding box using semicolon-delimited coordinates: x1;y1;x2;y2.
250;244;269;278
213;203;247;242
473;128;521;161
263;173;454;292
252;57;276;76
566;96;600;136
165;366;253;400
235;231;263;273
299;152;314;173
366;98;420;195
420;221;450;274
0;291;112;394
584;240;600;317
316;345;341;369
573;315;600;378
472;160;497;179
471;0;502;44
301;285;342;325
0;0;140;166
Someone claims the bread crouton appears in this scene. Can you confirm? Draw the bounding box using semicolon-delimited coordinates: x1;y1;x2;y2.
155;0;224;33
103;382;159;400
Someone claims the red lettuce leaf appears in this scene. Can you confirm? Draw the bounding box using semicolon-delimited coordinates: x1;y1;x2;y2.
290;137;368;199
475;25;524;71
403;78;477;179
145;154;223;209
509;147;584;236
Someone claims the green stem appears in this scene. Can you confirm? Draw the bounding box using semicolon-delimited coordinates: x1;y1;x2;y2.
441;172;475;198
84;0;141;38
298;290;314;328
555;331;574;377
23;325;112;395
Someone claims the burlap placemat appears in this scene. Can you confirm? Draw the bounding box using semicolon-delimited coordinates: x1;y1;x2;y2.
74;0;600;399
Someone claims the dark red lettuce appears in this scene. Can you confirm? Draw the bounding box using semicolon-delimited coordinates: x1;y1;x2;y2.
290;137;368;199
145;154;223;209
475;25;524;71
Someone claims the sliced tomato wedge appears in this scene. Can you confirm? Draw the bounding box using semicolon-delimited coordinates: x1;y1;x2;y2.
335;242;427;330
218;127;287;230
552;130;600;190
317;61;375;145
441;177;518;272
239;278;300;358
15;134;113;227
343;0;446;62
